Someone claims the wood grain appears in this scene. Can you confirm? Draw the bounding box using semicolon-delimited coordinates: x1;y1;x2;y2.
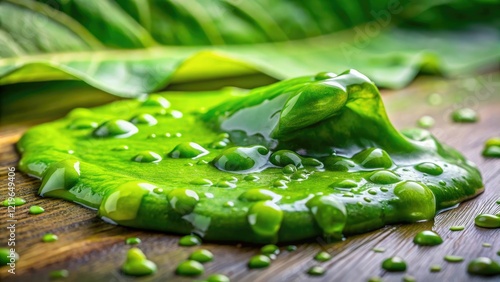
0;74;499;282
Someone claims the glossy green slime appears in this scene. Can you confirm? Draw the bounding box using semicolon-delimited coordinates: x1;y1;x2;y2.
17;70;483;243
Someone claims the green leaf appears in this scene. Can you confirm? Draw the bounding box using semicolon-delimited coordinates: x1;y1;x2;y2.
1;0;499;96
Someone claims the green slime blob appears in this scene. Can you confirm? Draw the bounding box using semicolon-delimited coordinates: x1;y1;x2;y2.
17;69;484;244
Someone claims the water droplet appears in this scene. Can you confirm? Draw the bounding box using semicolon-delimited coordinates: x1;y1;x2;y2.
314;72;337;80
215;181;236;188
125;237;141;245
93;119;138;138
67;118;98;130
176;260;204;276
314;251;332;262
452;108;478;123
223;201;234;207
248;255;271;269
368;189;377;195
179;235;202;246
239;189;281;202
417;116;435;129
393;181;436;222
190;178;213;186
29;205;45;215
474;214;500;228
290;172;308;181
415;162;443;176
282;164;297;174
247;201;283;237
244;175;260;181
269;150;303;167
42;233;58;242
207;274;230;282
131;151;162;163
98;182;155;222
142;94;170;108
467;257;500;276
324;156;356;172
430;264;442;272
330;179;357;189
306;195;346;237
189;249;213;263
449;225;465;231
444;255;464;263
39;159;80;196
261;244;280;255
413;230;443;246
213;146;269;172
130;113;157;126
353;148;392;169
272;179;288;188
369;170;400;184
168;188;199;215
307;266;326;276
112;145;129;151
382;256;407;272
168;142;209;159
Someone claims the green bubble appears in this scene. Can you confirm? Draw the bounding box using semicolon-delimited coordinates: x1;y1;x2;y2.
213;145;269;172
248;255;271;269
125;237;141;245
372;247;385;253
261;244;280;255
467;257;500;276
122;248;157;276
29;205;45;214
239;189;281;202
314;251;332;262
306;195;346;237
49;269;69;279
130;113;158;126
307;266;326;276
324;156;356;172
93;119;138;138
142;94;170;108
169;142;209;159
393;181;436;222
2;197;27;207
367;276;383;282
39;159;80;197
207;273;230;282
42;233;58;242
98;182;155;222
286;245;297;252
247;201;283;237
189;249;214;263
369;170;401;184
415;162;443;176
474;214;500;228
131;151;162;163
353;148;392;169
382;256;407;272
179;235;202;246
413;230;443;246
168;188;199;215
0;248;19;266
452;108;478;123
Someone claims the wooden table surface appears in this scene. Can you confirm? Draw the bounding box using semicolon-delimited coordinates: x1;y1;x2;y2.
0;73;499;282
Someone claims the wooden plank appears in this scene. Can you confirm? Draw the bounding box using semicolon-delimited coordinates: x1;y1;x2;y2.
0;74;499;282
